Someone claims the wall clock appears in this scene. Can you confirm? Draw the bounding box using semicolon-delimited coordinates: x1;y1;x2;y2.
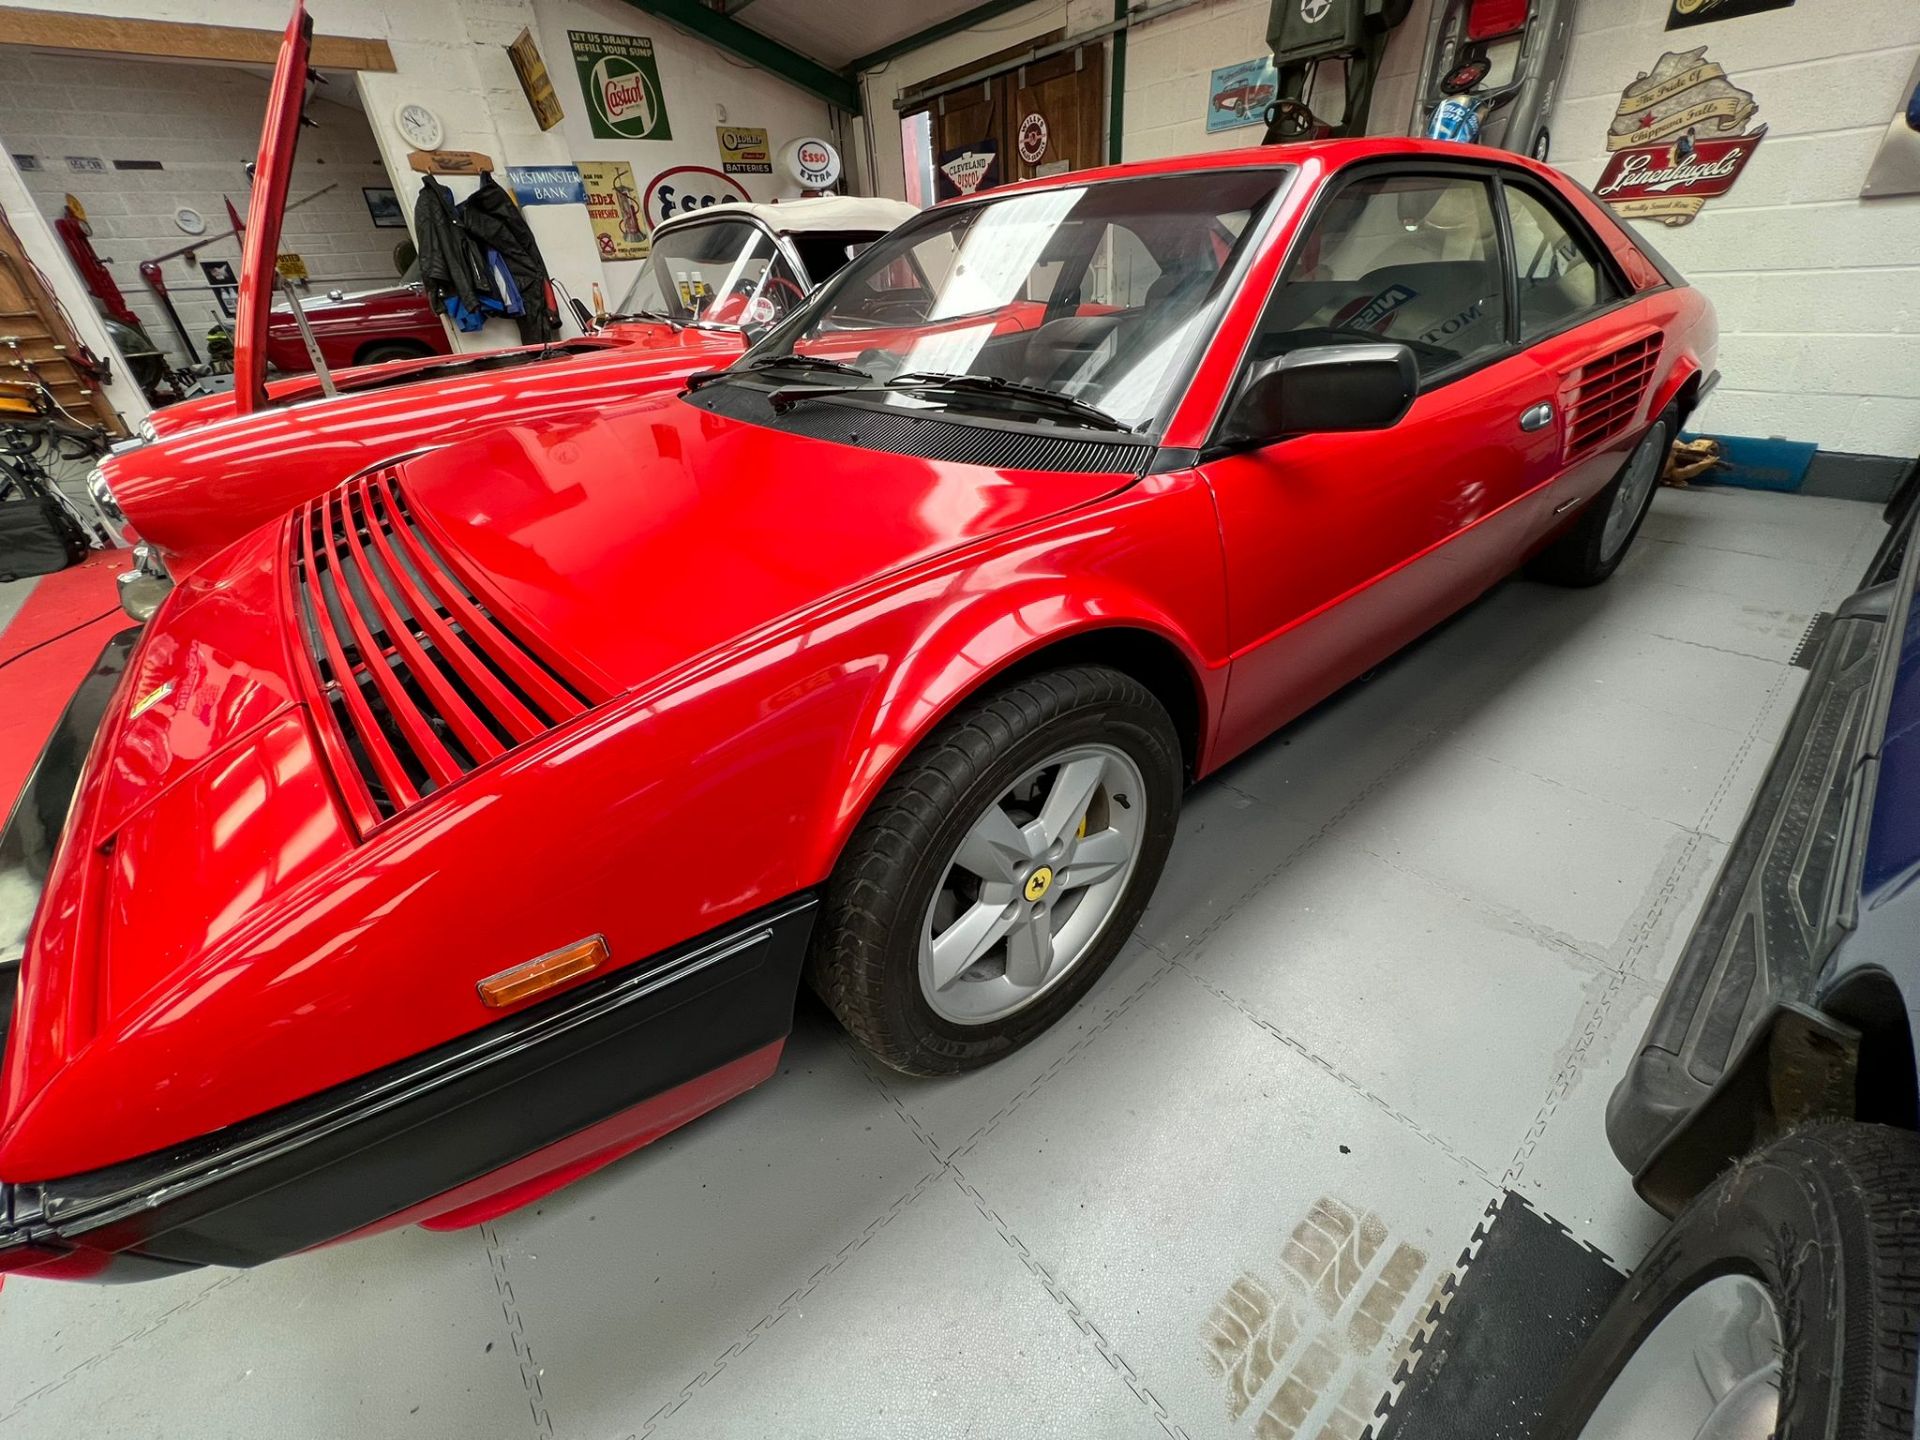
395;102;444;152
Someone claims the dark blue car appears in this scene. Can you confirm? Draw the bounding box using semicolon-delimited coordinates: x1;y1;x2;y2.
1542;468;1920;1439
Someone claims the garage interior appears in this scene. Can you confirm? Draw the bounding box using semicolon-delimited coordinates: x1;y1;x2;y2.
0;0;1917;1438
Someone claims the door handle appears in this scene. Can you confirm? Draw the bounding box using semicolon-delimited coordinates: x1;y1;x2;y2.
1519;402;1555;432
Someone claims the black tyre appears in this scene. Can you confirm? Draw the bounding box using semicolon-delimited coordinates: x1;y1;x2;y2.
1541;1123;1920;1440
355;341;434;367
1529;406;1675;587
1533;128;1552;161
810;666;1181;1075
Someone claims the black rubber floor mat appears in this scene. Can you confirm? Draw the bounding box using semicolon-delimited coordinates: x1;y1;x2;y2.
1367;1192;1625;1440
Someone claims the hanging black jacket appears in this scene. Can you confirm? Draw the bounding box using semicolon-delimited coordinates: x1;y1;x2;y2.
458;173;562;343
413;175;491;314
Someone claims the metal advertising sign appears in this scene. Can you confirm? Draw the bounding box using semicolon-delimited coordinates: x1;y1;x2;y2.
579;159;649;260
1666;0;1794;31
1595;47;1765;226
570;31;673;141
1206;57;1279;133
641;164;747;231
506;165;587;206
717;127;772;175
936;142;998;200
507;27;564;130
1017;112;1049;164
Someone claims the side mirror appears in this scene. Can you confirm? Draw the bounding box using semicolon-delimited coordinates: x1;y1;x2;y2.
1224;343;1419;445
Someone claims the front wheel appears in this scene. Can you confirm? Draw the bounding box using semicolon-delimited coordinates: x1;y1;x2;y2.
809;666;1181;1075
1540;1123;1920;1440
1529;406;1674;587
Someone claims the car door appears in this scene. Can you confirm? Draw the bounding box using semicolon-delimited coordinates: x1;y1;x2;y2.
1205;166;1564;763
1495;176;1666;545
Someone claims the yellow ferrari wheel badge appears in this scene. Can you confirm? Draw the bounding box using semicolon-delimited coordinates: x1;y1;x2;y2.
1023;866;1055;903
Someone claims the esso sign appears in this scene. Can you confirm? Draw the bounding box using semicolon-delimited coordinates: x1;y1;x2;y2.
781;137;841;191
642;165;750;230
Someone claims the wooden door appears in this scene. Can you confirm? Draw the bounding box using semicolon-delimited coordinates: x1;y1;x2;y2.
1008;41;1106;181
907;30;1108;201
930;79;1008;199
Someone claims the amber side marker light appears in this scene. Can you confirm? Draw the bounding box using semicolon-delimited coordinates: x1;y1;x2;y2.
476;935;610;1008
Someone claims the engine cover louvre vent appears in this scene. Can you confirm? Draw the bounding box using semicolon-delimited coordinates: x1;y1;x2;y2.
287;469;607;835
1565;334;1662;460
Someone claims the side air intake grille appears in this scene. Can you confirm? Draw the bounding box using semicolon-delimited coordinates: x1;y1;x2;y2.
688;383;1154;475
289;469;606;834
1566;334;1661;459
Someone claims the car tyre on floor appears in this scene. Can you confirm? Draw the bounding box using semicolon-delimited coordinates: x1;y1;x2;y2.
1541;1122;1920;1440
810;665;1181;1075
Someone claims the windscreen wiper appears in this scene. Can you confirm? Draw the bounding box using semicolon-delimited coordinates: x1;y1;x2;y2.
885;372;1136;433
605;308;684;331
698;352;874;398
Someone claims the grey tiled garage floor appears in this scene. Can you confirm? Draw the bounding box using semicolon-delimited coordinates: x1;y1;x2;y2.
0;486;1891;1439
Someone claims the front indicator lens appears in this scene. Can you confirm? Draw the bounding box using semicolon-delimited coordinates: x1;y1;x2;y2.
476;935;609;1008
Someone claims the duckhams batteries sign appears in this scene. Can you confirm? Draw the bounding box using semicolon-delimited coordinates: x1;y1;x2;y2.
1595;47;1765;226
570;31;672;140
717;127;772;175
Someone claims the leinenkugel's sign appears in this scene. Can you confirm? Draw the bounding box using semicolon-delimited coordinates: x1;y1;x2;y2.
1594;47;1765;226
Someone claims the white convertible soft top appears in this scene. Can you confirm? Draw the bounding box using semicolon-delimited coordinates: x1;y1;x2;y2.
654;194;919;238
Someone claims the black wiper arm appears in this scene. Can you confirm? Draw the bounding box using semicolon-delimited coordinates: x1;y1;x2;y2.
686;352;873;398
885;372;1135;432
741;354;872;379
606;308;684;331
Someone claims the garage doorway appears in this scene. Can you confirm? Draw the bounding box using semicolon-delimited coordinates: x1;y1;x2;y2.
903;36;1108;203
0;45;420;399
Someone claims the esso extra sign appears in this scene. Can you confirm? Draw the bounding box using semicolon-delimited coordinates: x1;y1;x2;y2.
780;137;841;191
642;165;750;230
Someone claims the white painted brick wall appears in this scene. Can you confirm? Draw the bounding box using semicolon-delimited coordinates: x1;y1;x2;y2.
1551;0;1920;457
2;0;843;359
0;49;399;366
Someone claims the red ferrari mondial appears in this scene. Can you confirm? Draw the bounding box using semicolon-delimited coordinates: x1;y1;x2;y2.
0;138;1714;1279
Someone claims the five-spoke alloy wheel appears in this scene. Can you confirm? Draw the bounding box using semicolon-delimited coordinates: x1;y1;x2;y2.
811;666;1181;1074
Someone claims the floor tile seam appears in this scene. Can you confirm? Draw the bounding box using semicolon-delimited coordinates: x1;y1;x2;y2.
482;1219;555;1439
944;1164;1193;1440
0;1269;248;1426
1171;962;1499;1188
632;1165;948;1438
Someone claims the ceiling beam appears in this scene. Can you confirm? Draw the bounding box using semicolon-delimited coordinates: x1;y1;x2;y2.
844;0;1041;77
0;6;395;71
618;0;859;113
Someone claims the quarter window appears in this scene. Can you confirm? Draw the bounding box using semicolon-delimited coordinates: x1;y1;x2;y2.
1250;174;1507;378
1506;185;1620;340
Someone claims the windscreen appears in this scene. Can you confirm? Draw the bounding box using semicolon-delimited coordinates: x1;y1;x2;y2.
747;170;1287;432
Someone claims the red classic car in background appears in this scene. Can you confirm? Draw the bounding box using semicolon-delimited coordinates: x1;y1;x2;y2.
1;135;1714;1281
263;276;451;373
1214;81;1277;118
85;2;911;622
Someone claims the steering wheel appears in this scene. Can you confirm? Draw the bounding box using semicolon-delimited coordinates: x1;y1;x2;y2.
704;273;810;327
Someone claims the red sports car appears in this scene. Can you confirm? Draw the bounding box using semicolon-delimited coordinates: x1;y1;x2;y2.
262;277;452;374
0;136;1714;1280
91;4;913;618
